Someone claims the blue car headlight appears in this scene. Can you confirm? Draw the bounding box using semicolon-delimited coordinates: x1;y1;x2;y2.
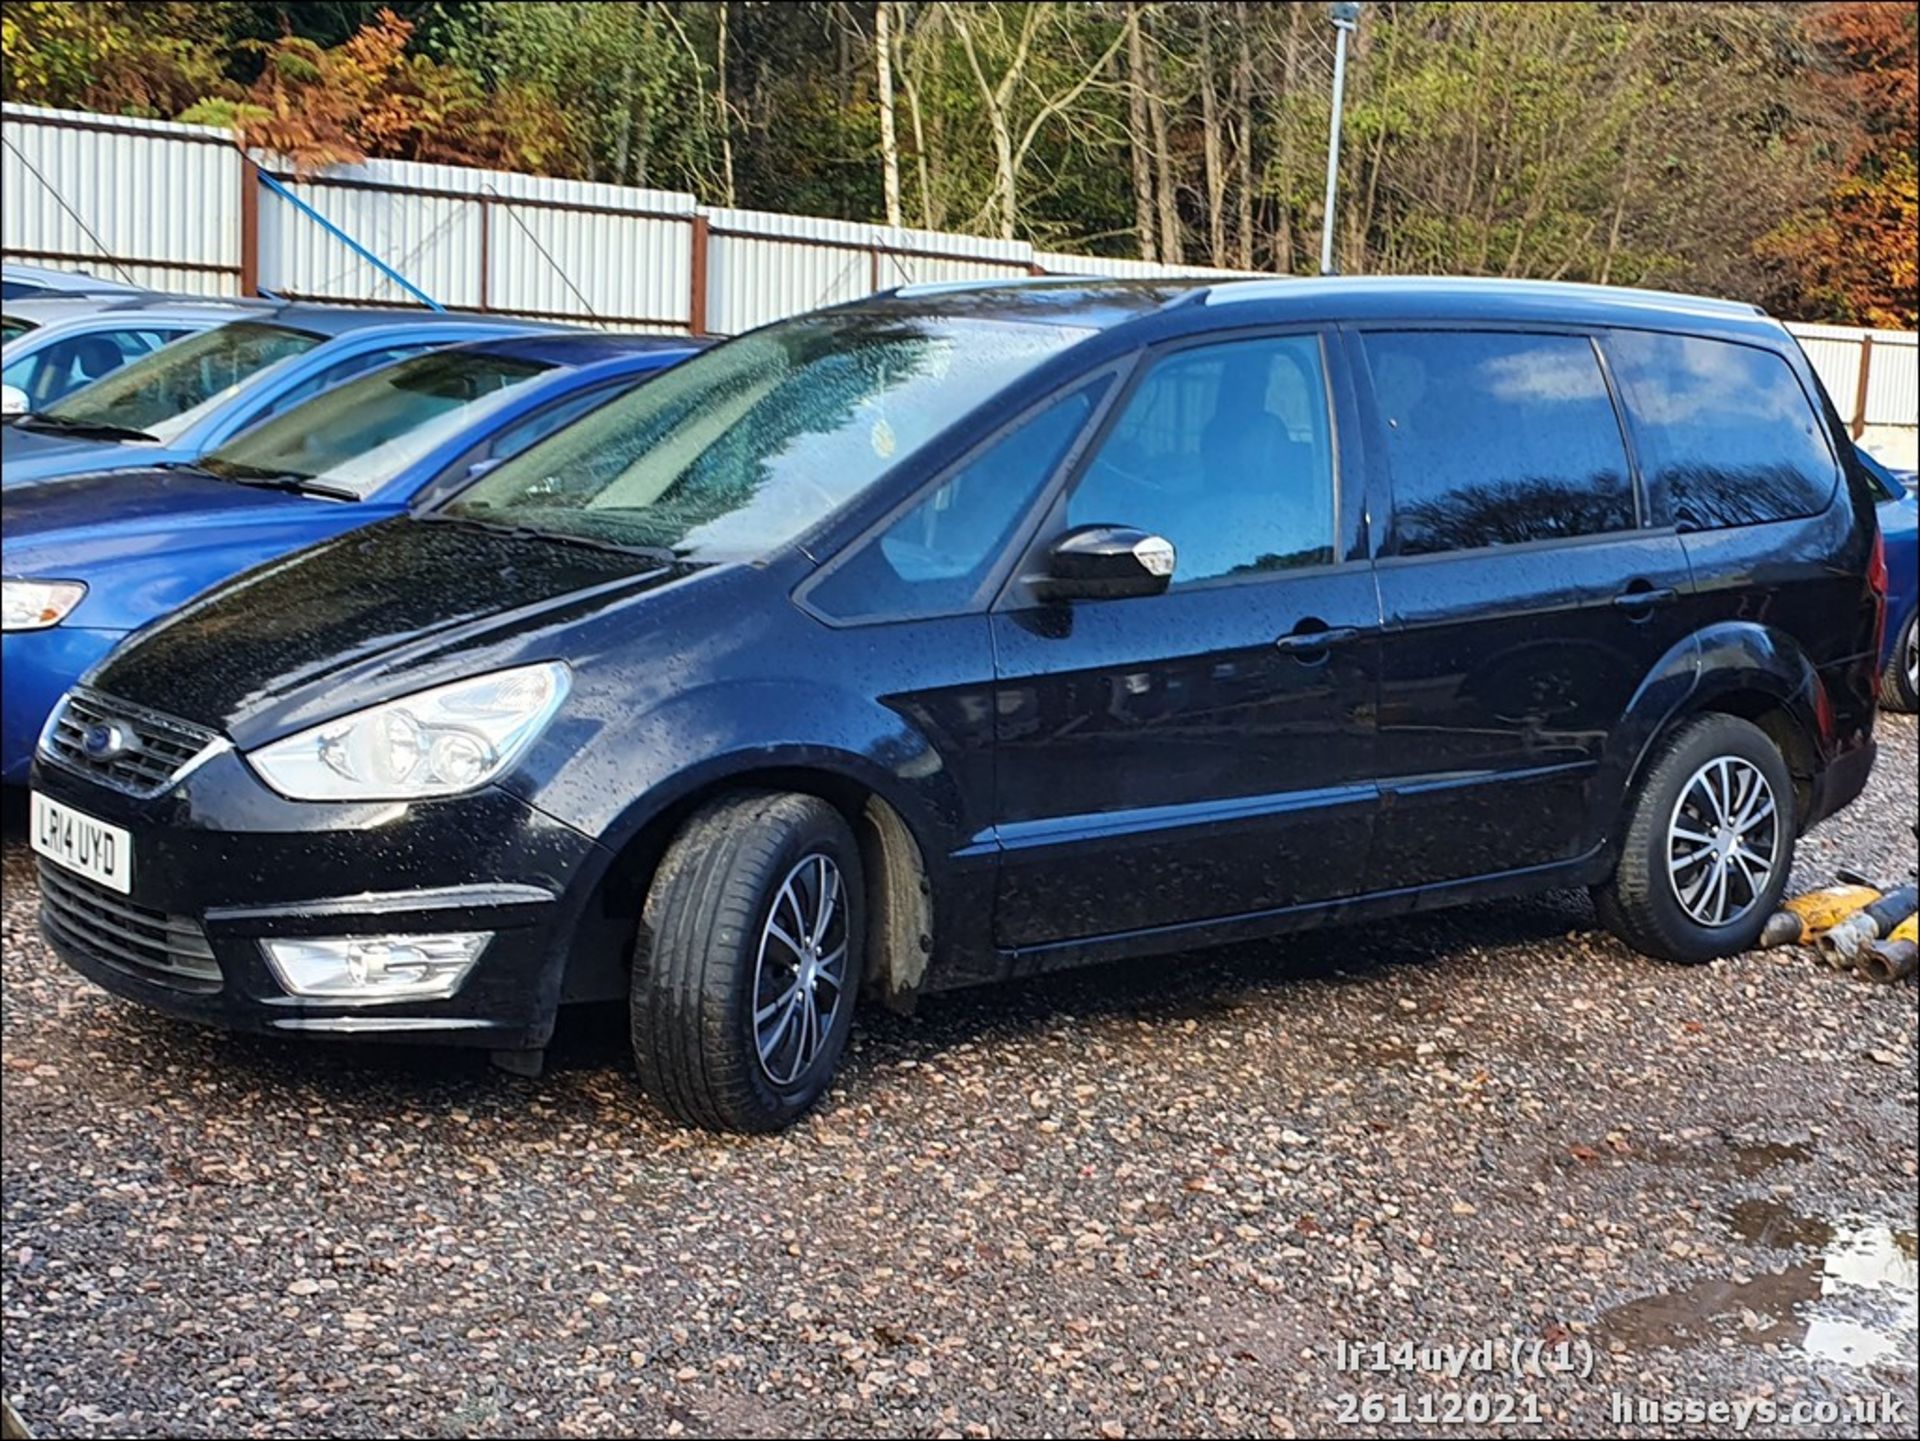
2;579;87;631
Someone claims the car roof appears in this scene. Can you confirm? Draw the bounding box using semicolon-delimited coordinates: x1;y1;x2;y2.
4;295;143;326
859;274;1783;343
7;296;275;329
267;304;568;339
441;331;711;365
1;262;146;295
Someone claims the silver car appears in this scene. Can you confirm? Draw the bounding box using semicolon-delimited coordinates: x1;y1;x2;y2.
0;262;147;303
1;297;276;415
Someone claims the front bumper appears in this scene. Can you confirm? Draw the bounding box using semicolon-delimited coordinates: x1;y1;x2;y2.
28;744;607;1049
1;628;124;785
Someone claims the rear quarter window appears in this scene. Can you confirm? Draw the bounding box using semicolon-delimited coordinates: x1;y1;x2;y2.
1604;331;1839;530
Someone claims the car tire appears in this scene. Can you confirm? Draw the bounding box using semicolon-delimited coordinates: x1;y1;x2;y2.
1593;713;1796;964
631;790;865;1133
1879;608;1918;713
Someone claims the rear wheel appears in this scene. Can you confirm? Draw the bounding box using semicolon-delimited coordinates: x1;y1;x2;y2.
631;791;864;1132
1594;713;1795;963
1880;609;1918;713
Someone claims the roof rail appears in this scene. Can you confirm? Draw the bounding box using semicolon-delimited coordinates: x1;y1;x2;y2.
887;275;1111;299
1196;274;1770;319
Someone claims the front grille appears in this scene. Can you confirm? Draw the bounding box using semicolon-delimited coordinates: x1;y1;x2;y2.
42;689;217;797
38;860;222;994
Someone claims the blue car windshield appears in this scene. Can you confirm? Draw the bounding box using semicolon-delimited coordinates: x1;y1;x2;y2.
39;320;320;442
443;312;1093;563
199;349;554;499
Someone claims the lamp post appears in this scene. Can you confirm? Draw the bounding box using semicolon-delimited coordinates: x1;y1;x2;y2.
1319;2;1361;276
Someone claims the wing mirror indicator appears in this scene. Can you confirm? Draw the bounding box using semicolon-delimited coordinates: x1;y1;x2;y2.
1032;524;1176;602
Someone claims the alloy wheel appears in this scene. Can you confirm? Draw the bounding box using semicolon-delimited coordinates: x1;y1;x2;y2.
751;853;849;1086
1665;756;1780;928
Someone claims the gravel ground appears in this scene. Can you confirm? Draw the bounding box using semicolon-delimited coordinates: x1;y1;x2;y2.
3;715;1915;1439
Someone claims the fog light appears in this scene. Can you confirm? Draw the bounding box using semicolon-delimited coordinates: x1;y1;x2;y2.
261;933;490;1002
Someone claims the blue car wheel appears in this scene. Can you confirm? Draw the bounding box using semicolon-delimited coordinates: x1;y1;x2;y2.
1884;607;1919;713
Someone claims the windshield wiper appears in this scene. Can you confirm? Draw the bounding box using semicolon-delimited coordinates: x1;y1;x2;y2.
417;511;682;565
198;463;359;502
15;412;157;443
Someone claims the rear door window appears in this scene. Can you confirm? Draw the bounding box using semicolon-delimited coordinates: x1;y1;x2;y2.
1605;331;1838;530
1360;330;1636;557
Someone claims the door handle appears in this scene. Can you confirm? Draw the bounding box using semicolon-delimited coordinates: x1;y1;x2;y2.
1275;624;1359;657
1612;585;1677;615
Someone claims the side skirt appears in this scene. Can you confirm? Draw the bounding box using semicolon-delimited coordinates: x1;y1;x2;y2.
979;843;1612;983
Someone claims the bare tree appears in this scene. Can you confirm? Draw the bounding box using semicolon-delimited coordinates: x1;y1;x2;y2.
1272;1;1305;273
1198;8;1227;264
882;2;944;229
1124;2;1157;260
949;3;1127;241
1232;1;1255;268
1139;6;1182;262
715;0;735;206
875;0;902;226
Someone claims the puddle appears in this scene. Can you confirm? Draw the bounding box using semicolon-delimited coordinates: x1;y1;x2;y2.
1726;1197;1835;1250
1599;1206;1918;1370
1344;1036;1468;1068
1542;1135;1811;1181
1719;1140;1815;1177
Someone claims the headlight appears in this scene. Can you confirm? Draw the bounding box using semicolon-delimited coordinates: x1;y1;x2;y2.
246;662;569;801
2;579;87;631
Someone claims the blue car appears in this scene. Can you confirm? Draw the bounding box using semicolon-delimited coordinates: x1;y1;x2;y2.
2;305;558;488
1857;445;1918;711
1;332;700;782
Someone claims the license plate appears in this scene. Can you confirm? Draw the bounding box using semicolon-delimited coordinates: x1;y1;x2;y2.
29;792;133;894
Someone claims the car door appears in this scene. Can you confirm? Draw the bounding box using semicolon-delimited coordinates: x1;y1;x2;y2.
988;329;1382;951
1354;327;1696;890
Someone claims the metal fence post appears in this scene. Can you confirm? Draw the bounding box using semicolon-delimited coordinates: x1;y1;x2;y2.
478;195;492;312
239;154;259;296
1852;333;1874;440
688;213;710;336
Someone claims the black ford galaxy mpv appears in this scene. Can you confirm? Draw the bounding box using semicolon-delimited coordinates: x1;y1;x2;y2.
31;278;1884;1132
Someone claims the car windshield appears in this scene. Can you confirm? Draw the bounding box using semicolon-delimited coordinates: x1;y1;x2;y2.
442;312;1093;562
38;320;320;441
199;349;556;499
1;316;35;344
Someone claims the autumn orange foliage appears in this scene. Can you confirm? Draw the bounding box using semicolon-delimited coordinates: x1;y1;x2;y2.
231;9;574;176
1764;2;1919;329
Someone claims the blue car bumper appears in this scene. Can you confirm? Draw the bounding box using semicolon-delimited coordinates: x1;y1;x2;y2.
1;627;124;784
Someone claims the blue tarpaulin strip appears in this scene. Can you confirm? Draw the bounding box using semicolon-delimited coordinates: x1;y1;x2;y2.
255;169;444;312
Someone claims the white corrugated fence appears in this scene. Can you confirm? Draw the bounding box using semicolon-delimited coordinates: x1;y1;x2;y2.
5;101;1915;463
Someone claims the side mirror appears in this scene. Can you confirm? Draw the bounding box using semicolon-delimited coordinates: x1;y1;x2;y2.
1033;524;1176;602
0;385;29;416
465;456;503;481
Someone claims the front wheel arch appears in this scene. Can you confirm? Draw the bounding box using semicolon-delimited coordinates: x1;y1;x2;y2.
568;760;938;1014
